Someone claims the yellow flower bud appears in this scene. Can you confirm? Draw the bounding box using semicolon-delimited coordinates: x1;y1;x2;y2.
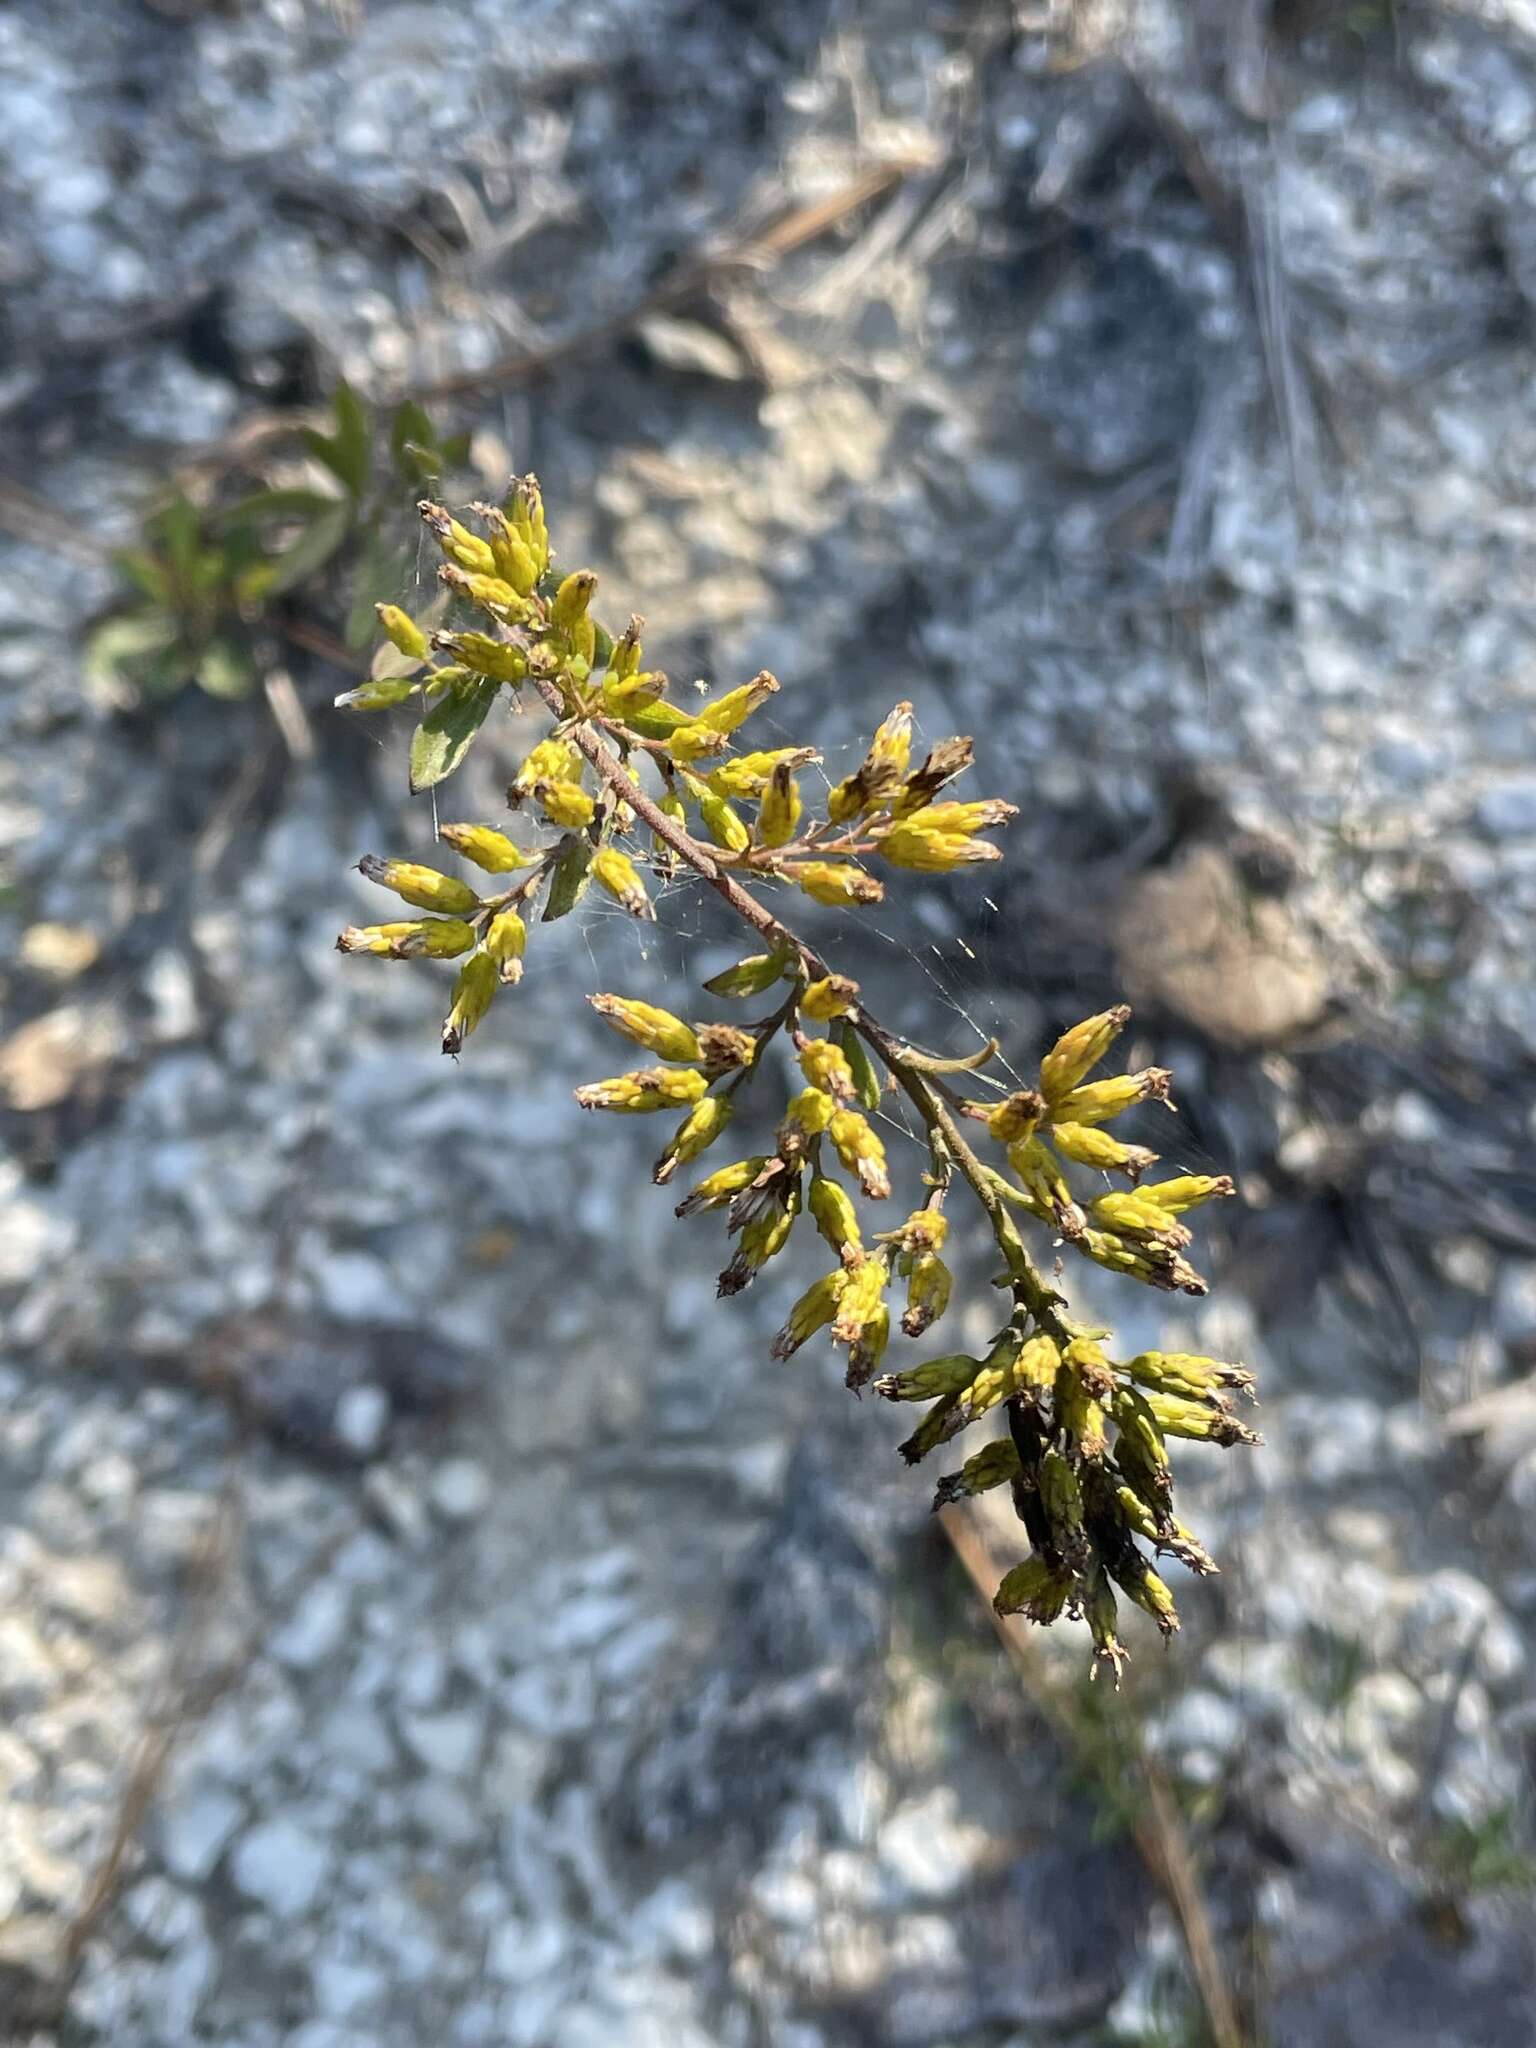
772;1269;848;1358
688;781;751;851
675;1156;768;1216
548;569;595;630
575;1066;710;1113
1053;1068;1174;1127
1056;1366;1108;1461
438;824;533;873
336;919;477;959
357;856;480;916
829;1108;890;1199
441;950;498;1054
985;1089;1045;1144
1006;1137;1085;1239
828;702;912;821
798;1037;855;1101
1125;1351;1254;1401
375;603;428;660
537;780;596;829
898;1395;963;1465
334;675;424;712
884;1207;948;1255
993;1555;1073;1625
904;799;1017;836
509;738;583;802
505;474;548;581
419;500;497;576
1038;1005;1132;1102
901;1250;952;1337
932;1438;1021;1509
808;1172;862;1260
470;504;540;597
438;564;521;614
1088;1191;1190;1246
1140;1391;1261;1447
755;762;802;849
1012;1333;1061;1400
589;995;700;1063
591;846;653;919
1108;1551;1179;1637
695;670;779;736
706;748;819;799
1138;1175;1236;1216
800;975;859;1021
782;1087;836;1138
874;1354;981;1402
793;863;884;908
1047;1123;1159;1179
874;822;1003;872
430;631;527;684
718;1178;801;1295
484;909;527;984
1085;1570;1128;1682
653;1094;734;1186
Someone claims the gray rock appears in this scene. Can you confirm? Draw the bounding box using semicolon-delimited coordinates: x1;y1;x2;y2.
398;1707;485;1779
1476;779;1536;839
428;1458;492;1524
271;1581;351;1672
228;1816;333;1919
157;1782;244;1885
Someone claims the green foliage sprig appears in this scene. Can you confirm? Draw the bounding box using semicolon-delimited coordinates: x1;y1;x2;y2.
85;388;469;707
336;479;1261;1679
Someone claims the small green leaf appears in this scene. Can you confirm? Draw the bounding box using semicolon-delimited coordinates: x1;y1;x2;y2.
438;431;473;467
221;487;342;526
83;610;190;704
194;634;255;700
390;400;436;464
542;833;594;922
408;675;501;792
262;504;352;596
329;380;373;497
153;493;202;581
112;548;172;605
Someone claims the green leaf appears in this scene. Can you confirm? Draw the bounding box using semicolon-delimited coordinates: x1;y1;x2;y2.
408;675;501;792
221;487;343;527
542;834;594;922
390;400;436;465
153;492;202;582
439;431;473;468
82;610;190;704
112;548;172;605
194;634;256;700
261;504;352;596
329;380;373;497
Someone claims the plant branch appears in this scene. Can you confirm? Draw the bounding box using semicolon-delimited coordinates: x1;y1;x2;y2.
528;669;1070;1340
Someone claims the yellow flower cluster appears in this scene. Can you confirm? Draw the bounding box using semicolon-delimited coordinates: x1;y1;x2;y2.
334;478;1260;1678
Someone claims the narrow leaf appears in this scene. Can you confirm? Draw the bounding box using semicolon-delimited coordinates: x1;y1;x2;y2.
408;675;500;793
542;833;594;922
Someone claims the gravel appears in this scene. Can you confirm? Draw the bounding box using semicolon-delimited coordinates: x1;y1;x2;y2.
3;1;1536;2043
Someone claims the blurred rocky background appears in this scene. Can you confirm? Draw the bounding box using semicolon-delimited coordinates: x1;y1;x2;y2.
3;0;1536;2043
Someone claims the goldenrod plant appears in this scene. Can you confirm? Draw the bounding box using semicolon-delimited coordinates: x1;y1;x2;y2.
336;480;1260;1680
